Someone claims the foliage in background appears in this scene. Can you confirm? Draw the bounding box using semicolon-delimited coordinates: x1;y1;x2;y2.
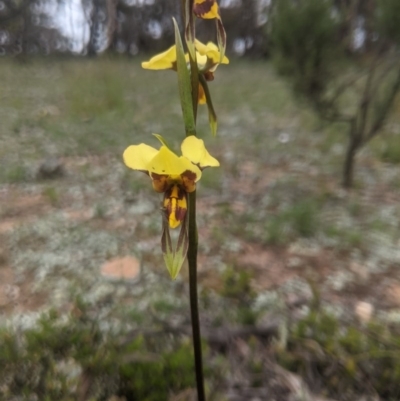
0;299;203;401
3;292;400;401
220;266;259;325
2;0;397;60
270;0;341;98
0;0;265;57
376;0;400;44
278;305;400;401
270;0;400;188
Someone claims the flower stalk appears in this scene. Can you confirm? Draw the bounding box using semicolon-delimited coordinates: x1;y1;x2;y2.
187;190;205;401
122;0;226;398
176;1;205;396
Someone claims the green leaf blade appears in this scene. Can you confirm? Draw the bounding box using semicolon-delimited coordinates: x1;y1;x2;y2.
173;18;196;136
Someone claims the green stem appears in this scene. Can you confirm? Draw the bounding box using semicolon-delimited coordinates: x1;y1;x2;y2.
187;190;205;401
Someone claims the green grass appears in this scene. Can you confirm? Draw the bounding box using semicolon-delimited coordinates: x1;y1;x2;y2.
374;132;400;164
325;225;364;249
2;164;30;183
0;57;303;162
0;56;183;160
0;300;207;401
0;55;386;180
42;186;60;206
264;199;320;244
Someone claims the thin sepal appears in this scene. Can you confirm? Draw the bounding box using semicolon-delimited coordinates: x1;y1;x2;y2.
184;0;196;60
183;0;199;127
216;18;227;64
161;211;189;280
199;74;218;136
153;133;171;149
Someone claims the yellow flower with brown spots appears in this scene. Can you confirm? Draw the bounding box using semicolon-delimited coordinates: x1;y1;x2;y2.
141;40;228;104
123;135;219;228
193;0;221;20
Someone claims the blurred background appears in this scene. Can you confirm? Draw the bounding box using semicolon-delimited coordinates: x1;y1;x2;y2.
0;0;386;58
1;0;400;400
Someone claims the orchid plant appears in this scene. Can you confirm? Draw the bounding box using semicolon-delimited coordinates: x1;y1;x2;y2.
123;1;226;399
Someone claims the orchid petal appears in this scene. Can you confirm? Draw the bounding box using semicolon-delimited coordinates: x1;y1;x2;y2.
123;144;158;172
195;40;229;65
142;45;177;70
181;136;219;169
148;146;202;181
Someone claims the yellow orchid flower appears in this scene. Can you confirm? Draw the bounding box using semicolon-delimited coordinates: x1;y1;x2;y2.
193;0;221;20
141;41;228;104
142;41;228;73
194;39;228;72
123;135;219;229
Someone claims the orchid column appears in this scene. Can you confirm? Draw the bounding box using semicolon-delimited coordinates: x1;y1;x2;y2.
123;1;227;400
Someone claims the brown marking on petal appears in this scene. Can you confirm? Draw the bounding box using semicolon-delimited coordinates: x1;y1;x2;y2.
163;185;188;228
174;189;188;223
163;194;173;215
181;170;197;193
194;0;218;19
204;71;215;81
151;173;169;193
175;204;187;222
181;170;197;181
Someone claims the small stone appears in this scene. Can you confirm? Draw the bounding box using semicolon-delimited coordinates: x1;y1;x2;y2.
100;256;140;282
37;158;65;179
278;132;290;143
349;261;370;282
387;284;400;306
355;301;374;323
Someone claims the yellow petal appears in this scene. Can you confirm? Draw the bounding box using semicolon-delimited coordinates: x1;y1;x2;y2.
141;45;177;70
195;40;229;66
196;52;208;70
148;146;202;180
123;144;158;171
195;39;214;58
181;136;219;169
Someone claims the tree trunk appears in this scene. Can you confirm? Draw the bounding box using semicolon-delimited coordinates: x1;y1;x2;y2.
86;0;116;56
343;133;360;188
87;0;102;57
